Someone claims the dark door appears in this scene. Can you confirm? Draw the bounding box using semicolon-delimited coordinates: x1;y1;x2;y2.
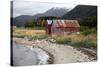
48;24;52;35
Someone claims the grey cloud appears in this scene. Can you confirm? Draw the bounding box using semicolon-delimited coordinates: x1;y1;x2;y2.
12;1;77;17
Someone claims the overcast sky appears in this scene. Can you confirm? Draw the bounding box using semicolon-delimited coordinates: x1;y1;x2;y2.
12;1;77;17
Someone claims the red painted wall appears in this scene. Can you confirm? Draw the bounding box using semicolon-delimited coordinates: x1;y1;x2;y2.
46;24;52;35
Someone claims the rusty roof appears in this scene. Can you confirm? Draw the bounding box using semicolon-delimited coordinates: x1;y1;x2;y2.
47;20;80;27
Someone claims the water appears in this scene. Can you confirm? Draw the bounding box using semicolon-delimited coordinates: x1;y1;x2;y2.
12;42;49;66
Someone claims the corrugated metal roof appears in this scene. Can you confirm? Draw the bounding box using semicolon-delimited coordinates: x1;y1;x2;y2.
47;20;80;27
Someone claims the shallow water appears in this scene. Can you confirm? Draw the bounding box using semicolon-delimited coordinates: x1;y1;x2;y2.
12;42;49;66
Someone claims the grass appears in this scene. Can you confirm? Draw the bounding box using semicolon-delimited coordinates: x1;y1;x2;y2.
13;28;48;40
81;28;97;35
13;27;97;49
52;28;97;49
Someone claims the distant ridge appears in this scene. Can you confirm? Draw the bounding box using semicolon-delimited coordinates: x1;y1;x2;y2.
62;5;97;19
13;7;69;26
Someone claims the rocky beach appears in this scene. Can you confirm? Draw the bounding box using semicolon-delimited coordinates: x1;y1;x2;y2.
12;37;96;66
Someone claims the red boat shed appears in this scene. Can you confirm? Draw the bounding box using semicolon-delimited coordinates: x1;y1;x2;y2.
46;20;80;35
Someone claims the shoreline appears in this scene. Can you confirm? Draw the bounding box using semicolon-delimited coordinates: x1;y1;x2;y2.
38;46;54;64
75;47;97;61
30;45;54;64
12;37;97;64
13;42;54;66
12;38;54;65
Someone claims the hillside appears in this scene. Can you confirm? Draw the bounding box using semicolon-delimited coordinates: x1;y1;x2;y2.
13;7;69;27
62;5;97;19
13;15;33;26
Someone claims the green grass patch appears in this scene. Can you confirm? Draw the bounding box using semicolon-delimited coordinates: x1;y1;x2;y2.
31;34;48;40
53;29;97;49
70;39;97;48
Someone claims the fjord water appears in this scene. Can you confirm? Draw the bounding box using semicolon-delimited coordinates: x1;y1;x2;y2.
12;42;49;66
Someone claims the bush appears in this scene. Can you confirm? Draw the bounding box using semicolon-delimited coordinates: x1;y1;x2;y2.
70;39;97;48
79;16;97;28
24;21;34;28
82;28;97;36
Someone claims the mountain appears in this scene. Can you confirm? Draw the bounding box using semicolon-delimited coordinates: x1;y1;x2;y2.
43;7;69;17
62;5;97;19
13;15;33;26
33;7;69;19
13;7;69;26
